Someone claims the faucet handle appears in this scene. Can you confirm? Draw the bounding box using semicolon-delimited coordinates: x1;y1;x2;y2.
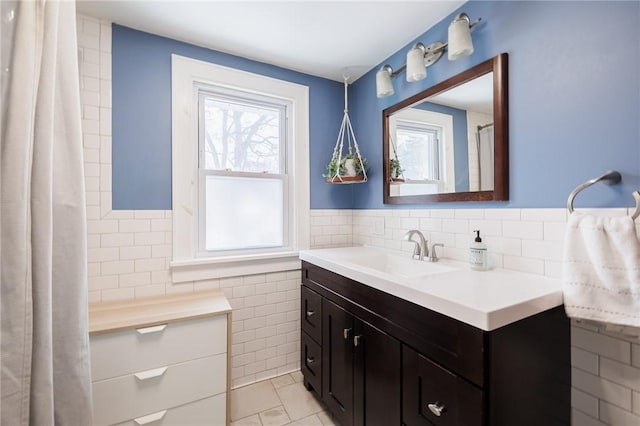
429;243;444;262
409;241;421;260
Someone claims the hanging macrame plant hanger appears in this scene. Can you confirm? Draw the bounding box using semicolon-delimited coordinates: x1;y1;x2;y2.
389;133;405;183
325;74;368;184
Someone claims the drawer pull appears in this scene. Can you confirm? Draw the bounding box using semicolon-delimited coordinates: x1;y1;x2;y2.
343;328;352;339
428;402;446;417
306;357;316;365
135;324;168;335
134;409;167;425
134;366;168;381
354;335;363;347
306;310;316;317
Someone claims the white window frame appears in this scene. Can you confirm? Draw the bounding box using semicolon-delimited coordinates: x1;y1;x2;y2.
196;87;291;255
389;108;455;193
170;55;309;283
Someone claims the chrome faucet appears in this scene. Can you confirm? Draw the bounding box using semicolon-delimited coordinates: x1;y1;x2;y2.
428;243;444;262
403;230;428;261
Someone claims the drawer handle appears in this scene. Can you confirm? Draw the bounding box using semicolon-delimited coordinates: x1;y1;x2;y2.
306;357;316;365
428;402;446;417
136;324;168;335
134;366;168;381
134;409;167;425
343;328;352;339
354;335;363;347
306;310;316;317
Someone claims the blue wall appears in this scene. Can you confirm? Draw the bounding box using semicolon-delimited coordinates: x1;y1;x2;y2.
415;101;469;191
112;1;639;211
112;25;349;209
350;1;640;209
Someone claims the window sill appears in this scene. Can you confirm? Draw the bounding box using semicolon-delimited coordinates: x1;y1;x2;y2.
170;251;301;283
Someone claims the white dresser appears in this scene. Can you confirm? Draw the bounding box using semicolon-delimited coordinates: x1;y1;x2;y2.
89;290;231;426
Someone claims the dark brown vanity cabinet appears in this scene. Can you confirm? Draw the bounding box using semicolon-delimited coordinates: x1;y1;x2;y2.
301;261;570;426
301;286;322;399
322;297;402;426
302;284;402;426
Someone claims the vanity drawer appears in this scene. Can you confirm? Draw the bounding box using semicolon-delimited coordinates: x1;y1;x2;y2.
112;394;226;426
402;345;483;426
301;330;322;395
301;285;322;344
92;353;226;426
91;315;226;381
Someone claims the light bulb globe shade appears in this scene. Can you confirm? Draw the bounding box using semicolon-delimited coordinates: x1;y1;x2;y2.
406;45;427;82
448;16;474;60
376;66;394;98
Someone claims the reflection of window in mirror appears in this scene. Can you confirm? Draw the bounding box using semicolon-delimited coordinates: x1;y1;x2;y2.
389;108;455;196
397;122;441;181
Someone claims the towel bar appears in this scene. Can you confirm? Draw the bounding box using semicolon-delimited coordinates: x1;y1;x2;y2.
567;170;640;220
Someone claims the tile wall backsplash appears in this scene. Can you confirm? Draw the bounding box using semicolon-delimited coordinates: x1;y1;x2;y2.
77;14;640;424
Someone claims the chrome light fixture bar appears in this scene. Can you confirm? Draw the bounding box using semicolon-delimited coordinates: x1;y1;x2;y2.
376;12;481;98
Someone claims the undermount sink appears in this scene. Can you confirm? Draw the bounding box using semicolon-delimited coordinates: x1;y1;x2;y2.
341;252;457;279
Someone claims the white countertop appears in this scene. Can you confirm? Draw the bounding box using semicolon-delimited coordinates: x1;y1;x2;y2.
299;246;564;331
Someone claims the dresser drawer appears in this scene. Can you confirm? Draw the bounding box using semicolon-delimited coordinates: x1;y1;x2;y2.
402;345;483;426
301;285;322;344
112;394;226;426
93;354;226;426
91;315;226;381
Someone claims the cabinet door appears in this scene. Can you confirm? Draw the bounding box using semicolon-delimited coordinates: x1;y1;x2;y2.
322;298;355;426
402;345;483;426
353;320;401;426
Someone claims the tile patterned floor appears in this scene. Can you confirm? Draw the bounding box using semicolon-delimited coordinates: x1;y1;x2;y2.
230;371;338;426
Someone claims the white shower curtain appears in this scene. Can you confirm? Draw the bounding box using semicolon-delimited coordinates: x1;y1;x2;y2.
478;126;494;191
1;1;93;424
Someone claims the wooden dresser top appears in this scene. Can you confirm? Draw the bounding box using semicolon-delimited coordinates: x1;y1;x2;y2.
89;290;231;335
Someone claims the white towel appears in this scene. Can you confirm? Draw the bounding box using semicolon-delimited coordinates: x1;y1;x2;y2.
563;214;640;326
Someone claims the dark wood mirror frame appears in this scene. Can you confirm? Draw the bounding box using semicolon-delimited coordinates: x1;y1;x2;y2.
383;53;508;204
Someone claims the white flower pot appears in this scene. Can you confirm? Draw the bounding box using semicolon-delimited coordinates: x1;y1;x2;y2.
344;159;357;177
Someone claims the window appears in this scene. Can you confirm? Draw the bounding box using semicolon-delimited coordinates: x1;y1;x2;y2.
197;88;291;254
388;108;455;193
396;120;442;182
171;55;309;282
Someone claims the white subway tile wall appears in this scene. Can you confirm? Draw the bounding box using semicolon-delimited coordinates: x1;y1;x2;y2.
77;14;329;388
77;14;640;424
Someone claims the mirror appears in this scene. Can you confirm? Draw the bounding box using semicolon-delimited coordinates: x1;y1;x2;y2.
383;53;508;204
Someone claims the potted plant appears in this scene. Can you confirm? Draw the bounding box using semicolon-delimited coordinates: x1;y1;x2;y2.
342;153;367;178
324;156;344;180
324;154;368;183
389;158;404;182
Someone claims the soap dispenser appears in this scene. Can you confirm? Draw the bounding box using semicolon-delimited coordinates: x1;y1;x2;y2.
469;230;488;271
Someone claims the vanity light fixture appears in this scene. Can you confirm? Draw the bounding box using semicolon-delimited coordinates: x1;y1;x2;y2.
376;12;481;98
375;64;395;97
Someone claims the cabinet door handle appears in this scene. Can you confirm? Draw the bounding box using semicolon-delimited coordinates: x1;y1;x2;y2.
134;366;168;381
306;310;316;317
354;335;363;347
134;410;167;425
343;328;352;339
428;402;446;417
306;357;316;365
135;324;167;335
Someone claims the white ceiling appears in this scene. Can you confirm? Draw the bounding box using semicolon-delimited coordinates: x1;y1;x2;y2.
76;0;465;82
